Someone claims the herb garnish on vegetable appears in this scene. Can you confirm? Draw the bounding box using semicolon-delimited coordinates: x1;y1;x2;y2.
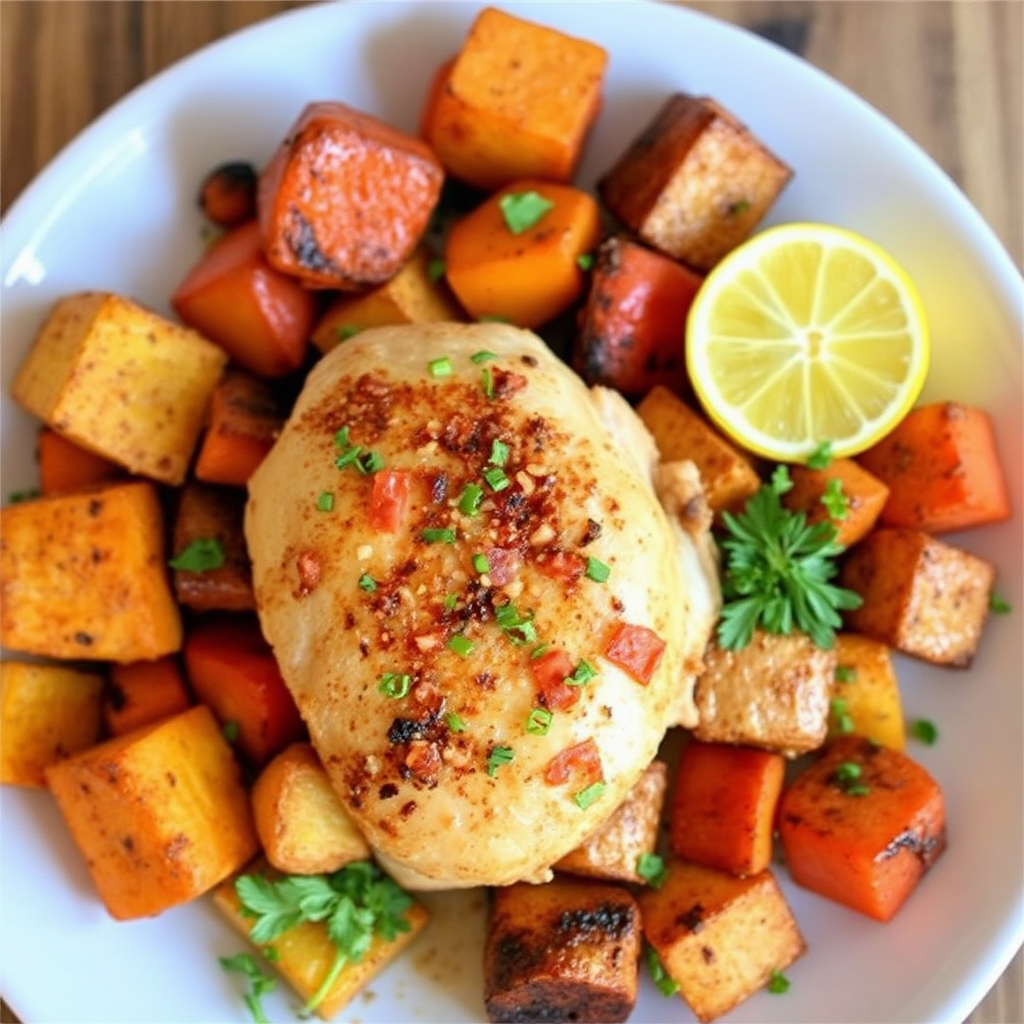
168;536;225;572
499;190;555;234
219;951;276;1024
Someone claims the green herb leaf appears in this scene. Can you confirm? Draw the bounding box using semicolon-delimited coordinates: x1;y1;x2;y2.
358;572;377;593
481;366;495;399
459;482;484;517
219;952;277;1024
356;450;384;475
767;967;791;994
499;190;555;235
829;697;855;735
495;602;538;646
833;760;870;796
378;672;412;699
336;324;360;342
834;664;857;683
910;718;939;745
470;350;498;364
645;945;679;997
222;720;240;744
770;464;793;495
489;438;510;466
482;466;509;492
576;252;595;271
169;537;225;572
7;488;40;504
526;707;553;735
472;552;491;574
636;852;667;889
447;634;475;658
427;258;446;282
487;745;514;777
806;441;834;469
446;711;467;732
574;781;605;809
990;592;1012;614
422;527;456;544
565;660;597;687
317;491;335;512
428;356;453;378
585;557;611;583
820;477;849;520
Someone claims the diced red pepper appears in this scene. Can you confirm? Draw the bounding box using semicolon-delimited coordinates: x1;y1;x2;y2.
537;550;585;583
604;621;666;685
544;737;603;787
368;469;411;533
530;649;580;711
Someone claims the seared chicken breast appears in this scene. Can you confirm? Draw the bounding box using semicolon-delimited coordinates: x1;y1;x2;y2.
246;323;718;889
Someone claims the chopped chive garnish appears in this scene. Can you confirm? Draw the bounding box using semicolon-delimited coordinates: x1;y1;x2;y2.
459;482;484;516
530;642;551;660
336;324;360;342
422;527;456;544
834;665;857;683
428;356;453;378
585;557;610;583
486;745;514;777
565;660;597;687
645;946;679;997
499;190;555;235
472;553;491;574
990;593;1012;613
482;466;509;492
526;707;553;735
576;252;594;271
335;446;363;469
481;366;495;399
471;350;498;364
443;594;458;611
806;441;834;469
489;439;510;466
495;603;537;646
573;781;605;809
829;698;855;734
910;718;939;745
446;711;467;732
334;426;352;447
356;450;384;475
834;760;869;796
821;477;849;519
169;537;225;572
358;573;377;593
316;491;335;512
636;852;667;889
378;672;412;699
767;968;791;994
427;258;446;282
447;634;475;658
221;721;240;743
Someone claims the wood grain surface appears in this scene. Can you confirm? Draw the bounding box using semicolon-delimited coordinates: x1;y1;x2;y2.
0;2;1021;1023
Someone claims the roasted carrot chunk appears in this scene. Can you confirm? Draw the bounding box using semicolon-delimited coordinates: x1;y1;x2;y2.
669;740;785;877
104;655;193;737
857;401;1011;533
783;458;890;548
37;428;123;495
172;219;318;378
259;101;444;291
444;178;602;329
778;736;946;921
573;236;702;397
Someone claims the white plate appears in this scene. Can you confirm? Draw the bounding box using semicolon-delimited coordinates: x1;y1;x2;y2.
1;2;1021;1022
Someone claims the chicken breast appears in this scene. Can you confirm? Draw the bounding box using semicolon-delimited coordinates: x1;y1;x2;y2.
246;322;718;889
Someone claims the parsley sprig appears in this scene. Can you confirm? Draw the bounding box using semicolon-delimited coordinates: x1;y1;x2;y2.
235;861;413;1015
717;467;862;650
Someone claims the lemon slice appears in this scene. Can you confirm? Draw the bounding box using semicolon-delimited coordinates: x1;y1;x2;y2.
685;222;930;462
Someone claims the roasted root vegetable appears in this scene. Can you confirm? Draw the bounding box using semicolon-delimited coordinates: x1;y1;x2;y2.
310;247;463;355
0;661;105;787
421;7;608;190
212;858;429;1020
0;481;182;662
12;291;227;485
782;458;890;548
573;236;702;397
598;92;792;272
693;629;834;756
638;860;806;1023
37;427;123;495
198;160;258;228
45;704;259;920
830;633;905;750
839;527;995;667
857;401;1012;533
194;368;284;487
777;735;947;921
183;613;305;765
636;385;761;518
171;482;255;612
668;740;785;877
172;219;318;378
258;101;444;290
555;761;667;884
484;875;642;1023
251;742;371;875
103;655;193;737
444;178;602;328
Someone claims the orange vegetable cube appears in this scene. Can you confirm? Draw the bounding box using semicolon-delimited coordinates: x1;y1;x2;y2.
857;401;1011;533
778;736;946;921
421;8;608;190
783;458;890;548
103;656;193;737
45;705;259;920
669;740;785;877
445;178;602;329
37;428;123;496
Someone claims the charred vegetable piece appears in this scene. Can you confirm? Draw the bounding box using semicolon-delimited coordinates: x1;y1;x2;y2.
199;161;258;228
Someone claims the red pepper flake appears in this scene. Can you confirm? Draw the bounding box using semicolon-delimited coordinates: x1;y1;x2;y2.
368;469;411;533
295;549;322;597
531;649;580;711
544;737;603;787
604;622;666;685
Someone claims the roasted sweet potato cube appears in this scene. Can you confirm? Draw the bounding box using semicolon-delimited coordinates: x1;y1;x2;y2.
830;633;905;750
598;93;792;272
311;247;463;354
555;761;667;883
421;7;608;190
778;736;947;921
484;876;642;1023
45;705;259;920
171;482;255;612
213;857;429;1020
252;743;370;875
12;291;227;485
259;101;444;291
638;861;806;1023
0;661;105;787
103;655;193;737
839;528;995;667
573;237;702;398
0;481;182;662
37;428;124;496
693;630;834;756
637;386;762;518
783;458;890;548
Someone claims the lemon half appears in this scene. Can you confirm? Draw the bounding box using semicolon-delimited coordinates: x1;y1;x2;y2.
685;222;930;462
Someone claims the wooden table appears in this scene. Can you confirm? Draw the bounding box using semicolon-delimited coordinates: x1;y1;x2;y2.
0;2;1020;1023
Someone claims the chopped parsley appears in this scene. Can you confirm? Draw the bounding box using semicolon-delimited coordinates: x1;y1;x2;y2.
499;190;555;234
576;252;595;271
829;697;855;735
645;945;679;997
767;968;791;994
585;557;611;583
219;952;276;1024
487;745;514;777
636;852;667;889
821;477;849;520
446;711;467;733
990;592;1012;614
494;602;537;646
834;664;857;683
447;634;475;658
471;553;490;574
565;660;597;687
358;573;377;593
910;718;939;745
316;491;335;512
168;537;225;572
834;760;870;796
806;441;834;469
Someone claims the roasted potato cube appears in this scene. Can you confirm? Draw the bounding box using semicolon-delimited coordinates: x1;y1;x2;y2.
45;705;259;919
0;661;105;787
693;630;834;756
252;742;371;875
311;247;463;354
783;458;890;548
213;857;429;1020
484;876;642;1023
1;481;182;662
12;291;227;485
638;860;806;1023
598;93;792;272
637;386;761;518
421;7;608;190
831;633;905;750
839;527;995;667
555;761;667;883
